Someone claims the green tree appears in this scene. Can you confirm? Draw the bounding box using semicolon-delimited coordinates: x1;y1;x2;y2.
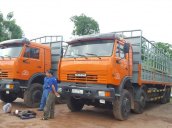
70;14;100;36
0;12;23;42
155;42;172;58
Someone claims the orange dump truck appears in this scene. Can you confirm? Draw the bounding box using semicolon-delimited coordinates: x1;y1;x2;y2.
0;36;63;107
58;30;172;120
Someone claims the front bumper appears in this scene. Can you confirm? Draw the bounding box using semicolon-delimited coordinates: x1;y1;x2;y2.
0;80;20;93
59;82;115;102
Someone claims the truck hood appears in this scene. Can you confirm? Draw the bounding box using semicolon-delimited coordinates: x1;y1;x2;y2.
59;57;112;84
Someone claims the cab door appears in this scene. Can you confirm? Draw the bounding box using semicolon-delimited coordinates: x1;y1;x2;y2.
18;45;44;80
113;40;129;85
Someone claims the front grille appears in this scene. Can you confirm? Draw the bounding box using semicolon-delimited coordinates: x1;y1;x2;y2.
67;74;98;82
0;72;8;78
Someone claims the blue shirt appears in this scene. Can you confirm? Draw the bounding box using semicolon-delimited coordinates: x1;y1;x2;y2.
47;77;58;93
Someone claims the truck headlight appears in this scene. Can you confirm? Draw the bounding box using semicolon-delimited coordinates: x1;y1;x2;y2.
98;91;110;97
6;84;14;89
98;91;105;97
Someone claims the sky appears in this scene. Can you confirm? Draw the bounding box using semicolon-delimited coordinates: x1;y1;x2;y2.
0;0;172;43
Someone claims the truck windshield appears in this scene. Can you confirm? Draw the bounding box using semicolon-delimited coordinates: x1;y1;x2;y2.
0;46;23;58
65;40;114;58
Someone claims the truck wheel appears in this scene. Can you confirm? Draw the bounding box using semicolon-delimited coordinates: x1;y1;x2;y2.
113;89;131;121
160;87;171;104
67;97;84;112
0;92;17;103
132;90;146;114
24;83;43;108
56;97;66;104
166;87;171;103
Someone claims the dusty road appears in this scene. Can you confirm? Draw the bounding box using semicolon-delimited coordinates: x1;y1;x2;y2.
0;99;172;128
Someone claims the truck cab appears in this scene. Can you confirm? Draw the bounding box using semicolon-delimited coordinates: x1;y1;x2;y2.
58;33;133;118
0;36;63;107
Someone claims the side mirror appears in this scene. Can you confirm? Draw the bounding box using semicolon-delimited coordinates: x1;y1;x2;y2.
124;43;130;54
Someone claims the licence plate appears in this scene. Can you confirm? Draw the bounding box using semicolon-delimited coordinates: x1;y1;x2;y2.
72;89;83;94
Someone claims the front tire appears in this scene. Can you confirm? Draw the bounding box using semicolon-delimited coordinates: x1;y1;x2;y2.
56;97;66;104
67;97;84;112
24;83;43;108
0;92;17;103
113;89;131;121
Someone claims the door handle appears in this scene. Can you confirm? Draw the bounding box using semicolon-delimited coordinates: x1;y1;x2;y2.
37;66;42;68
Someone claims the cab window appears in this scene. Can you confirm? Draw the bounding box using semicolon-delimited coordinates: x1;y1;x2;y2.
24;47;40;59
116;43;124;58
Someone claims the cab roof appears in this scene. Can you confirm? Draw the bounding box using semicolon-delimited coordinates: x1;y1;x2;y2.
0;38;30;45
0;38;50;49
67;33;122;44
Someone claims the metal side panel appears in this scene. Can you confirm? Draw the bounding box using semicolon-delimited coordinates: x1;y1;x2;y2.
125;37;142;83
132;71;139;83
133;54;141;62
50;42;62;77
133;64;139;72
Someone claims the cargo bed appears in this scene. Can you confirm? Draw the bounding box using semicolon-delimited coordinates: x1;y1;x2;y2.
115;30;172;85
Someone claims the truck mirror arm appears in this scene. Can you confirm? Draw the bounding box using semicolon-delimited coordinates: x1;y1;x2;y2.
23;58;29;63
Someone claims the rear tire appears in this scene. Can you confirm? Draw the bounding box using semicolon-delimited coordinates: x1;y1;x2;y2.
24;83;43;108
113;89;131;121
67;97;84;112
0;92;17;103
132;90;146;114
166;87;171;103
160;86;171;104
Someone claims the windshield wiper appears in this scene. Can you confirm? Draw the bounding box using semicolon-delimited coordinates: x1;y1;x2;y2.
65;54;72;57
65;54;77;59
86;53;101;59
4;55;12;59
0;56;4;59
65;54;75;58
75;54;88;59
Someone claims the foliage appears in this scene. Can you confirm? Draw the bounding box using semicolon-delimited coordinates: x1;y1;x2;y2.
70;14;100;36
155;42;172;58
0;12;23;42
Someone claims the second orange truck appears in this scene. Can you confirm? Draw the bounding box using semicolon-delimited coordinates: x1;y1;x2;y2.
58;30;172;120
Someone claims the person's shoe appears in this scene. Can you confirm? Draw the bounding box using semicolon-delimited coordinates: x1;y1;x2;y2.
37;108;43;111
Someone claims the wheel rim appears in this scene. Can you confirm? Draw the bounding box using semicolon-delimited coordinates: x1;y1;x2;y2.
122;97;130;116
140;95;146;107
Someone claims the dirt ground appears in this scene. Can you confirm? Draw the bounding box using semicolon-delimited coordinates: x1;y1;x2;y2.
0;99;172;128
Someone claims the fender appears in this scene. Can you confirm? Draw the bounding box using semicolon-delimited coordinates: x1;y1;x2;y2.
28;73;45;88
119;76;132;91
115;76;132;95
116;76;134;109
